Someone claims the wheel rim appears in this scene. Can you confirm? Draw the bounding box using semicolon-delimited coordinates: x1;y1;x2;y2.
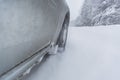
57;21;68;52
61;23;68;47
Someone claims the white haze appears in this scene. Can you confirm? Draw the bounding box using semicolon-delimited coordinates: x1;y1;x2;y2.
66;0;85;21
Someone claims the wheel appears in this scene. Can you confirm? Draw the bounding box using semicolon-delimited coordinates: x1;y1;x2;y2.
49;13;70;54
57;17;69;52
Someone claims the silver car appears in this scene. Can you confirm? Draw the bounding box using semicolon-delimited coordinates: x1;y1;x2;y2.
0;0;70;80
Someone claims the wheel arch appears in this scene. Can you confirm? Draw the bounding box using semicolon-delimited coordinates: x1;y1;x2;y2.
65;11;70;25
49;10;70;53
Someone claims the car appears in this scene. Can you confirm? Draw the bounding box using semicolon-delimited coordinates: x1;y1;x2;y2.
0;0;70;80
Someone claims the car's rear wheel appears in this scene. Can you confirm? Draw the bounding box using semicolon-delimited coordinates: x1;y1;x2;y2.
57;15;69;52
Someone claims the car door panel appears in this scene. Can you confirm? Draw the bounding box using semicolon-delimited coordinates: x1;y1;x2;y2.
0;0;59;75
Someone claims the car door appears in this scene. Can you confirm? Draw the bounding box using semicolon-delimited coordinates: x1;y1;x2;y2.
0;0;59;76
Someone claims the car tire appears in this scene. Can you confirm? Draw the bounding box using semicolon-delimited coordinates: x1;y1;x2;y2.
57;16;69;53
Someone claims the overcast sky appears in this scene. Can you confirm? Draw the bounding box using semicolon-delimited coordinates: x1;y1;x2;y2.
66;0;85;21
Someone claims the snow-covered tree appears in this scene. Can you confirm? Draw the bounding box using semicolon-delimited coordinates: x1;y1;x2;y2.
75;0;120;26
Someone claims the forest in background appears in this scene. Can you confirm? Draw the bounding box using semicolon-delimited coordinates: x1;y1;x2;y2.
74;0;120;26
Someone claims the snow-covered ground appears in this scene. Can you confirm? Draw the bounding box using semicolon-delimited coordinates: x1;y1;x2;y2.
22;25;120;80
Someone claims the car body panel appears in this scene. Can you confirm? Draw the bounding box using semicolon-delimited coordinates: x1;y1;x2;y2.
1;42;50;80
0;0;69;77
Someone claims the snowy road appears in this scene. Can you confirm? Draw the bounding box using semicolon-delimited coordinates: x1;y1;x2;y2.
23;26;120;80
